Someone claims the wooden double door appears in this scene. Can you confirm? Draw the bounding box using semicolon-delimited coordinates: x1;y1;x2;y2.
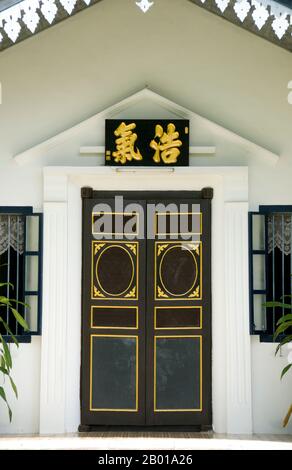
80;189;212;428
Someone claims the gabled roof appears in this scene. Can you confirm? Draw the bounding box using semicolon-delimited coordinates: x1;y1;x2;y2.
0;0;292;52
14;88;279;167
0;1;22;12
0;0;102;51
189;0;292;52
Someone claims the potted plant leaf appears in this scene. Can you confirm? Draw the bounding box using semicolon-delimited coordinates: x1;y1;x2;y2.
0;281;29;421
265;299;292;427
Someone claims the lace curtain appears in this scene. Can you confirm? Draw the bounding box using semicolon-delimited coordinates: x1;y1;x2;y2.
0;215;25;256
268;213;292;256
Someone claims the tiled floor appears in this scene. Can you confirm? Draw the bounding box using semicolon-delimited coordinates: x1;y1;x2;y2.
0;433;292;450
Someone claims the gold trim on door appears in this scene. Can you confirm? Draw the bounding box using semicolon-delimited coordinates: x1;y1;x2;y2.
159;245;198;297
155;212;202;236
96;245;134;296
92;212;140;236
89;334;139;412
91;306;139;330
155;241;202;301
153;335;202;412
154;306;202;330
91;241;139;300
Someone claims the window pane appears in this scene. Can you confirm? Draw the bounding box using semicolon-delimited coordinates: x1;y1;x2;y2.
25;295;38;332
253;254;265;291
252;214;265;251
26;216;39;252
253;294;266;331
266;213;292;334
0;212;41;338
0;215;25;336
25;255;39;292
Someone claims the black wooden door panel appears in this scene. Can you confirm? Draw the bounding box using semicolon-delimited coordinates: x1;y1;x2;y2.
81;195;146;425
81;190;212;428
146;198;211;426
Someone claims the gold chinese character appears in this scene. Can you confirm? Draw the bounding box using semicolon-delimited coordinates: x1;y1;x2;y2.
112;122;142;164
150;123;182;164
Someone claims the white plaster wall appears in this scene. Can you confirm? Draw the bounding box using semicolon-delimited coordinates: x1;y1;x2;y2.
249;157;292;434
0;0;291;434
0;170;42;434
0;337;41;434
251;337;292;434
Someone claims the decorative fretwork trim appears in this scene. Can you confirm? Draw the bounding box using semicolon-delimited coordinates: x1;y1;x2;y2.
1;0;292;52
211;0;292;39
0;0;155;50
190;0;292;49
136;0;154;12
0;0;102;50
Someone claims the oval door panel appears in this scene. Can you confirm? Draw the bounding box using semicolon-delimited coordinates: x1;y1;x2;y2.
159;245;197;296
96;245;134;296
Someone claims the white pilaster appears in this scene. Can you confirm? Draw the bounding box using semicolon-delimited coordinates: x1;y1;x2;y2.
225;202;253;433
39;199;68;434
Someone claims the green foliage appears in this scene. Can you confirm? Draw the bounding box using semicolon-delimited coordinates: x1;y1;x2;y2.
0;282;29;422
281;364;292;380
264;299;292;427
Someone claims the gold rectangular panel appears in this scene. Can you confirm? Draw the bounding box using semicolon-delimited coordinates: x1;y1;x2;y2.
154;335;202;412
155;212;202;236
92;212;140;236
90;334;139;412
91;306;139;330
154;306;202;330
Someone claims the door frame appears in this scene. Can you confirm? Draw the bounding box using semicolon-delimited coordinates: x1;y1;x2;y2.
40;166;252;435
79;188;212;431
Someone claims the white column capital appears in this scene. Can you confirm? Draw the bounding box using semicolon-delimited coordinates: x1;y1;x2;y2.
43;170;68;202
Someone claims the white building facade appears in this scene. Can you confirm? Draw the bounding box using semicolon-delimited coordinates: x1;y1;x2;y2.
0;0;292;436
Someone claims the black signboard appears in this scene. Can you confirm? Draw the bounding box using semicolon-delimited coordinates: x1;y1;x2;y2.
105;119;189;166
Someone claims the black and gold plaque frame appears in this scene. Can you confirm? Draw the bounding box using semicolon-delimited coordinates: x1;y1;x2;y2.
80;189;212;429
105;120;189;167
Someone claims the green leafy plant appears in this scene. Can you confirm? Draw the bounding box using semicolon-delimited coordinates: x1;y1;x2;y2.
265;298;292;427
0;281;29;421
